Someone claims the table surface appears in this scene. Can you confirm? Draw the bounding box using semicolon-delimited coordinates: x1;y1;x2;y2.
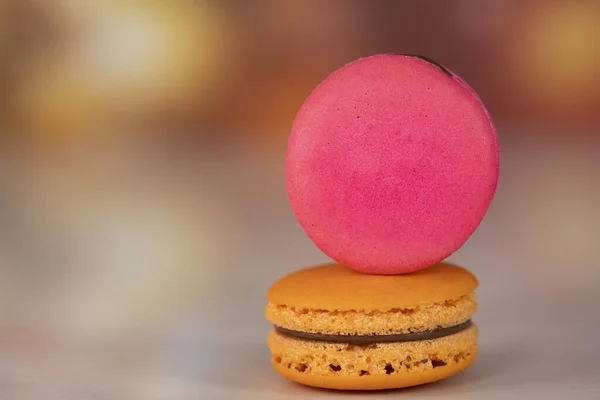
194;234;600;400
1;136;598;399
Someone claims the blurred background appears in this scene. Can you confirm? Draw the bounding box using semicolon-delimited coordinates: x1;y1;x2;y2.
0;1;599;398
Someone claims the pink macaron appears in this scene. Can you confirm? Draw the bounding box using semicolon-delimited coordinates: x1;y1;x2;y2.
286;54;499;274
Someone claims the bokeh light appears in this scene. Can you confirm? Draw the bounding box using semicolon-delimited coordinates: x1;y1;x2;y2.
508;1;600;118
10;0;234;144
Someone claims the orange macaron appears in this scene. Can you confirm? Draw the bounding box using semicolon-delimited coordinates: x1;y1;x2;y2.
265;262;479;390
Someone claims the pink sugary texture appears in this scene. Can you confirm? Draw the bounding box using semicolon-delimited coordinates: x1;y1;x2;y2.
286;54;500;274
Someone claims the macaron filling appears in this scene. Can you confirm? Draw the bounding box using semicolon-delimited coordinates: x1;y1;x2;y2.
396;53;452;76
274;319;472;345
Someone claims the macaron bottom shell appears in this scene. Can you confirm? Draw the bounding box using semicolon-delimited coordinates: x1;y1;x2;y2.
268;324;478;390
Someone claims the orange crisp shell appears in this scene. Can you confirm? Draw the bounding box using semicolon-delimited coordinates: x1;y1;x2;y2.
267;262;478;310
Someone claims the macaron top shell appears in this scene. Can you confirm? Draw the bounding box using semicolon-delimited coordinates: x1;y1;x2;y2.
267;262;478;310
286;54;499;274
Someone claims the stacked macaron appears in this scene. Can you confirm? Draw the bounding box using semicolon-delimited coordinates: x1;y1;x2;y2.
266;54;499;390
